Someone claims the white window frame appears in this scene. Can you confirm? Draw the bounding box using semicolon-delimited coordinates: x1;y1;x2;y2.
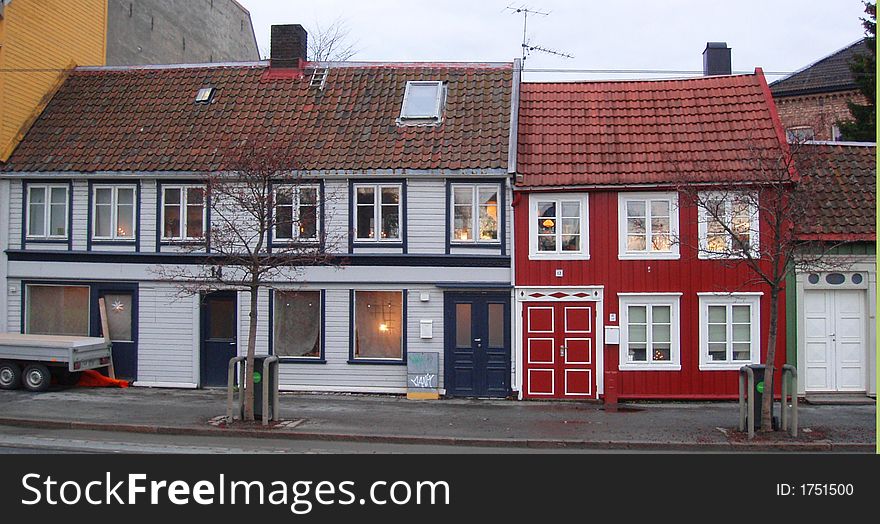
92;184;137;241
25;184;69;240
450;183;502;245
618;192;679;260
528;193;590;260
697;191;759;259
273;184;320;243
399;81;445;121
160;184;206;241
352;290;405;361
698;293;762;371
353;183;402;243
618;293;682;371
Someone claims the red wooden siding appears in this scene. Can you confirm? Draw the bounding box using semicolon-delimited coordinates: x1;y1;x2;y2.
514;189;787;399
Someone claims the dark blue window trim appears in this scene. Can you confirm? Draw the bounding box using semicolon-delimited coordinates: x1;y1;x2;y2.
268;288;327;364
156;180;208;252
86;180;141;251
445;178;507;255
348;289;408;365
348;179;407;253
267;179;325;252
21;179;74;250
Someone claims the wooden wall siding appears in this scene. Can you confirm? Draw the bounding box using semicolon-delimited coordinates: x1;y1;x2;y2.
515;190;787;398
71;180;88;251
137;284;197;385
0;0;107;161
323;181;349;254
6;279;21;333
8;180;21;250
407;179;446;254
140;180;158;253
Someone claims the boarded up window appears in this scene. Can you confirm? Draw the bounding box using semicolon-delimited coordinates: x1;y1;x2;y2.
274;291;321;358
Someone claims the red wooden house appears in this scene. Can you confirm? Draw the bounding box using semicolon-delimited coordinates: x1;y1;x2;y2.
512;66;790;400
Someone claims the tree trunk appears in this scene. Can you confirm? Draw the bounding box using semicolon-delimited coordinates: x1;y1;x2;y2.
243;283;259;421
761;286;780;432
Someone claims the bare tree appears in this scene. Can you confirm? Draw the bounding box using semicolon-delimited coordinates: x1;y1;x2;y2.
152;138;336;422
673;141;857;432
309;18;359;61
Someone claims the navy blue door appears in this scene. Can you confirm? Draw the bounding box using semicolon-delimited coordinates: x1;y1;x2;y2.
201;292;237;387
444;292;510;398
90;283;139;380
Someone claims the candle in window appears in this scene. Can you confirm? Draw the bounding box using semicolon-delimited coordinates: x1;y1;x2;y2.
379;323;388;332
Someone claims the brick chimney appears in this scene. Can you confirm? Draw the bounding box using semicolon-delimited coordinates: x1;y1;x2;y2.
702;42;732;76
271;24;307;68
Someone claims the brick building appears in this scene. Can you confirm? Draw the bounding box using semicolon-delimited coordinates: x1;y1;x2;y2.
769;39;870;142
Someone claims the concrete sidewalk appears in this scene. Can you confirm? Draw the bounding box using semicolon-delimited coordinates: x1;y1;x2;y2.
0;387;874;452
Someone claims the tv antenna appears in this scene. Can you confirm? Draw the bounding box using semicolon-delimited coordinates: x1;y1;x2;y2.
505;5;574;63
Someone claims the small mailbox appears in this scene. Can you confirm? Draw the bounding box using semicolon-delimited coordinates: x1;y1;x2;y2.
604;326;620;345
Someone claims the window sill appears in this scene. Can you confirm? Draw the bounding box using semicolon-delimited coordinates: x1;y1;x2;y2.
25;238;68;244
347;358;406;366
699;363;758;371
529;253;590;261
352;241;404;248
450;241;502;248
697;252;757;260
160;240;206;246
618;363;682;372
618;252;680;261
277;357;326;364
91;239;137;245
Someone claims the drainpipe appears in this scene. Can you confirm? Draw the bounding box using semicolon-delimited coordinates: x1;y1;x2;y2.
507;58;522;399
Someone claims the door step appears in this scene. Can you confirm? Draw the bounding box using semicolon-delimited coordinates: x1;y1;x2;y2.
804;393;875;405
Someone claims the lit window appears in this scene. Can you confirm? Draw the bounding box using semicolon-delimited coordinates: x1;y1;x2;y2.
528;194;589;259
353;291;404;360
273;291;322;359
618;294;681;371
354;184;401;242
399;81;445;122
161;185;205;240
274;185;319;242
26;184;68;240
25;285;90;336
698;192;758;258
698;294;761;370
93;185;136;241
618;192;679;259
451;184;500;243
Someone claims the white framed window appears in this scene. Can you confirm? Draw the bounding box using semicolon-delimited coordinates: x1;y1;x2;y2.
399;81;445;122
785;126;814;142
618;293;681;371
450;184;501;244
353;290;404;361
273;290;322;359
698;293;762;370
697;192;759;259
26;184;68;240
528;193;589;259
618;192;679;260
274;185;319;242
161;185;206;241
92;185;137;241
354;183;402;242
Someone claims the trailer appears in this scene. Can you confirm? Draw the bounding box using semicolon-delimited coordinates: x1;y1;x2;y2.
0;333;113;392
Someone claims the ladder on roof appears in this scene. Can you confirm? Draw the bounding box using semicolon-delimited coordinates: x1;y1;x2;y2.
310;67;329;90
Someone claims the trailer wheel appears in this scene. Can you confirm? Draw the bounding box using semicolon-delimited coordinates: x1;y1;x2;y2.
0;361;22;390
22;364;51;392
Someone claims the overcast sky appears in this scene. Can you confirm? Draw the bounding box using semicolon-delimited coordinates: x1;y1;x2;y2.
238;0;870;82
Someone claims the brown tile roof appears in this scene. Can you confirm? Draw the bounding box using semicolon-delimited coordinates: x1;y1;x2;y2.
516;71;788;188
3;62;512;173
770;39;869;97
797;143;876;242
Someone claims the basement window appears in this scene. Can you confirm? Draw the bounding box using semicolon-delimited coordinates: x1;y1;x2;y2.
195;87;215;104
399;81;445;123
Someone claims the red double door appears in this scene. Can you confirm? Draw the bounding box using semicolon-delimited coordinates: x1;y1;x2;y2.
523;302;597;399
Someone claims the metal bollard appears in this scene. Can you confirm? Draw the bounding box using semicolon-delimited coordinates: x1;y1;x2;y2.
738;366;755;439
261;355;280;426
781;364;798;437
226;356;246;424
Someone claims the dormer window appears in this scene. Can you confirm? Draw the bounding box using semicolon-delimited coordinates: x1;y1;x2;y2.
399;81;445;123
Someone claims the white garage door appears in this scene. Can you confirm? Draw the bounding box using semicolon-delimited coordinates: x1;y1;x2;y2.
804;289;866;392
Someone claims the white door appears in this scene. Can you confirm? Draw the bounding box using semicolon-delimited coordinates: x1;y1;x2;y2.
803;289;866;392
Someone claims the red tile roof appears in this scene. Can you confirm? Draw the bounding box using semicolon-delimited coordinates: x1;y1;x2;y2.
3;62;512;173
516;70;788;188
796;143;876;242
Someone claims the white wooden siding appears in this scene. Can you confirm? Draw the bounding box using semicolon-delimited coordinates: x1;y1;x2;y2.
140;180;157;252
407;179;446;254
136;284;198;385
71;180;88;250
8;180;22;250
6;279;21;333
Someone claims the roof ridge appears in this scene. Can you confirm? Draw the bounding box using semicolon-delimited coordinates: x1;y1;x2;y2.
521;72;760;86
